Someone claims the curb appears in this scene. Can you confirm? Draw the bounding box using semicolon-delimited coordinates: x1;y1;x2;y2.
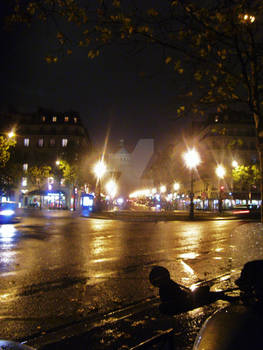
84;212;240;222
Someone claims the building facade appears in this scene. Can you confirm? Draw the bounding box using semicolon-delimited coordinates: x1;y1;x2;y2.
0;108;92;208
139;111;259;211
107;139;154;197
188;111;259;209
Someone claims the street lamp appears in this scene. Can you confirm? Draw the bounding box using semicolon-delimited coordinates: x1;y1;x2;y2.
173;182;180;191
243;14;255;23
160;185;166;193
215;165;226;213
93;159;107;211
183;148;201;219
8;130;15;138
232;160;238;168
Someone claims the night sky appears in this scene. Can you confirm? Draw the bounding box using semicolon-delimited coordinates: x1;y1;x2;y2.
0;5;189;152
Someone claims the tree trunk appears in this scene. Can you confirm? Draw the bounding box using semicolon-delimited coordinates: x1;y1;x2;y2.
255;111;263;223
38;185;42;210
258;147;263;223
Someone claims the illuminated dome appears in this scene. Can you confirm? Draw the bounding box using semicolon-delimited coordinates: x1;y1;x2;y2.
115;139;131;162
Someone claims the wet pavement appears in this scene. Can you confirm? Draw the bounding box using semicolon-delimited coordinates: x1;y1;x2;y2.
0;209;261;349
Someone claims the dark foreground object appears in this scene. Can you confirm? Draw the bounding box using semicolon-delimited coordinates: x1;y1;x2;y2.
149;260;263;350
0;340;35;349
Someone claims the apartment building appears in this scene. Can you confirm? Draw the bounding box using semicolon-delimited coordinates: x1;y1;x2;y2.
0;108;92;208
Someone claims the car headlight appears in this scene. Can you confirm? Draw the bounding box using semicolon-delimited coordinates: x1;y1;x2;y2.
0;209;15;216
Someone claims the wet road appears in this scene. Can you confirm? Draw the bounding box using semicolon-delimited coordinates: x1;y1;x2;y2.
0;210;260;347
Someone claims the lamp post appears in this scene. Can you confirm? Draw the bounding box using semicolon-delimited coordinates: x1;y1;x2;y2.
160;185;166;210
215;165;226;213
55;160;62;208
183;148;201;219
173;182;180;209
93;159;107;212
231;160;238;200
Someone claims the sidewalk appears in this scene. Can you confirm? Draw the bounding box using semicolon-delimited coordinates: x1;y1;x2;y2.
88;209;239;221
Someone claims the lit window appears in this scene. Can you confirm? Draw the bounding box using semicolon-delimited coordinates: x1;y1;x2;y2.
23;163;28;172
24;138;29;147
42;116;46;122
64;116;69;122
74;117;78;123
50;139;55;146
62;138;68;147
52;116;57;122
38;138;44;147
22;177;27;187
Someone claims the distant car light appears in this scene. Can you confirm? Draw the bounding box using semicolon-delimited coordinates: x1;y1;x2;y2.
232;210;250;214
0;209;15;216
117;198;124;205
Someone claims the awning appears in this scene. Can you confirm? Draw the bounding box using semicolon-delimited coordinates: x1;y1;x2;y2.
27;190;66;196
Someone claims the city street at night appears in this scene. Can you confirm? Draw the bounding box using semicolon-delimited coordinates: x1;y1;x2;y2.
1;1;263;349
0;210;262;349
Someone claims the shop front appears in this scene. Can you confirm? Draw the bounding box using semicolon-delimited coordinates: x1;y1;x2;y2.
24;190;67;209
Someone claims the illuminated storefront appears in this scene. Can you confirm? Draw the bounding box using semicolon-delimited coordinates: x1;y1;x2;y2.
25;191;67;209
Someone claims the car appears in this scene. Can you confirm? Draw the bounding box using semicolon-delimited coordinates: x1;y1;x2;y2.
231;204;260;218
0;201;18;223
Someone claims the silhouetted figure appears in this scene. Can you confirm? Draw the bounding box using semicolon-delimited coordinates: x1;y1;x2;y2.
149;266;225;315
235;260;263;307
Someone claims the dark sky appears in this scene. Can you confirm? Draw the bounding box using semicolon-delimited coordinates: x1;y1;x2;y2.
0;6;189;152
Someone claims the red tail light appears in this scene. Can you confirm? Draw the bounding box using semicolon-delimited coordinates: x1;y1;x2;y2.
232;210;250;214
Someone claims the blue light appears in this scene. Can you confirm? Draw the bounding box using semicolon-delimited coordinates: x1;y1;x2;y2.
0;210;15;216
83;197;93;206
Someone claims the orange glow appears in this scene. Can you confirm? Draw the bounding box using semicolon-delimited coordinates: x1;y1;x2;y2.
183;148;201;169
232;210;250;214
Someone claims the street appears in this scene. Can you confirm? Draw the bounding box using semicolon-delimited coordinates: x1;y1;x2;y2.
0;210;262;349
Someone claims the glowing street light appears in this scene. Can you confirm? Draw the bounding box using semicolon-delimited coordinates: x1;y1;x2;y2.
8;130;15;138
183;148;201;169
94;160;106;180
215;164;226;213
215;164;226;179
160;185;166;193
173;182;180;191
151;188;157;195
93;159;107;211
243;14;255;23
232;160;238;168
183;148;201;219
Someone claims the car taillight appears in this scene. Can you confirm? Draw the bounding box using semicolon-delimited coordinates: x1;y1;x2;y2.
232;210;250;214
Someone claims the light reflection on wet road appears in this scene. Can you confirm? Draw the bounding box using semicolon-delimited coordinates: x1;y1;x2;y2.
0;210;259;341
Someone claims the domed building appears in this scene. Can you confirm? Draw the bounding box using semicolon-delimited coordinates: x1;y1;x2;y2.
108;139;154;197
